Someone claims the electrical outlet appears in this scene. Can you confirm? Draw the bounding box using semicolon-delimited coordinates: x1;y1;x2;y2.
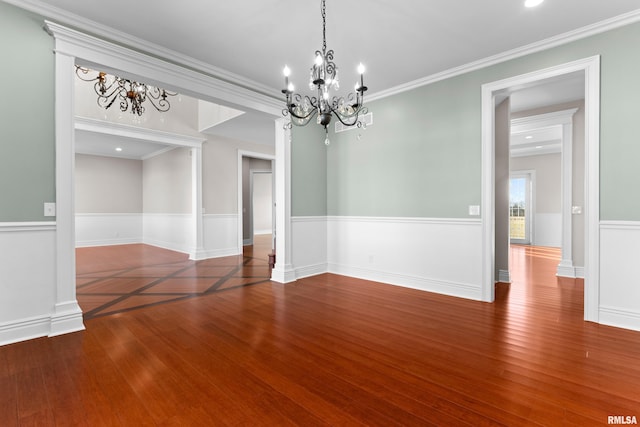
44;202;56;217
469;205;480;216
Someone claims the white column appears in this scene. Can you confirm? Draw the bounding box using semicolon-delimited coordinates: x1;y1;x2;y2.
50;48;85;336
271;118;296;283
190;146;206;260
583;56;601;323
557;119;576;278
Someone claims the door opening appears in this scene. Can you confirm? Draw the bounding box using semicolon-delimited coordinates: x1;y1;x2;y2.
481;56;600;323
509;173;532;245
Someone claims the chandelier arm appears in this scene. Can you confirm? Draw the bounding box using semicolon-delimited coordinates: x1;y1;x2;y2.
285;93;319;120
147;97;171;113
93;79;116;96
146;87;172;113
75;66;99;82
95;85;122;110
117;90;132;113
328;105;362;127
284;107;318;126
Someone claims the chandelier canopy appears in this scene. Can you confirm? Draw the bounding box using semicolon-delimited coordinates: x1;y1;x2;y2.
75;66;177;116
282;0;368;144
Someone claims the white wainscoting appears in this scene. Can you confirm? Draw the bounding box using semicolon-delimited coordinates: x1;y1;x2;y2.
202;214;241;258
75;213;241;260
292;216;328;278
0;223;63;345
325;216;484;300
75;213;143;247
143;213;193;254
533;213;561;247
599;221;640;331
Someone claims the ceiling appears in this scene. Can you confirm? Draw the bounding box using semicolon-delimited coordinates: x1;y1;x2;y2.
27;0;640;96
12;0;639;156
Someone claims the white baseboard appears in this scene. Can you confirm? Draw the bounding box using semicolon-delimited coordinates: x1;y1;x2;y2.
50;301;85;337
0;315;52;346
295;263;328;279
599;305;640;332
498;269;511;283
328;263;482;300
556;259;576;278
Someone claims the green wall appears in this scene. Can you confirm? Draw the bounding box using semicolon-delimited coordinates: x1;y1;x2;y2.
291;20;640;220
291;125;327;216
327;73;481;217
0;2;54;222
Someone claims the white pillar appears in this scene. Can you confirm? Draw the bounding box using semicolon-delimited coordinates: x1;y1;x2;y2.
190;146;206;260
271;118;296;283
50;45;85;336
557;118;576;278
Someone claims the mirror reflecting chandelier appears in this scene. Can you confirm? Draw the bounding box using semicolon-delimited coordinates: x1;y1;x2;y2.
75;66;177;116
282;0;368;145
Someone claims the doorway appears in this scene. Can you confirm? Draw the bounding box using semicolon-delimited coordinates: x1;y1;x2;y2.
251;170;273;242
509;172;532;245
481;56;600;322
238;152;276;255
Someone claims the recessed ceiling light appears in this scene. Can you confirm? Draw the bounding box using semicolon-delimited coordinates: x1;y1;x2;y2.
525;0;544;8
525;135;533;139
536;146;543;149
115;147;123;152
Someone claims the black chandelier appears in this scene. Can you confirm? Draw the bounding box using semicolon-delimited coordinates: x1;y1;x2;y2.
282;0;368;145
75;66;177;116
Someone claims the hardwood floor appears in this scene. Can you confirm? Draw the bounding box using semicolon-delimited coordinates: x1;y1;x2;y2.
75;236;273;319
1;243;640;425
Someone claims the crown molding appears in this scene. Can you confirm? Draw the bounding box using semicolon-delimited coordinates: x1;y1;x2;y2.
367;8;640;102
2;0;280;100
74;116;205;148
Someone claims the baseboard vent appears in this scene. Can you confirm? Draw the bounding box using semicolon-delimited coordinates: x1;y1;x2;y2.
334;112;373;133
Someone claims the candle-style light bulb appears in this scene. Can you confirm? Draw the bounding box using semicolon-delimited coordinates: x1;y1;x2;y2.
357;63;365;92
315;54;324;66
287;82;294;93
283;65;291;89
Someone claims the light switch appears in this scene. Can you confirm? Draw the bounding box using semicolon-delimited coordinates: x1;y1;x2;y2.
469;205;480;216
572;206;582;214
44;202;56;217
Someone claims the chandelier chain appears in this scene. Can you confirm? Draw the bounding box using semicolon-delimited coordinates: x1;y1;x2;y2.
321;0;327;53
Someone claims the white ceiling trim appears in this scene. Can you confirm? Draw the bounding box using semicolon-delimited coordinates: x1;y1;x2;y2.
511;108;580;132
74;116;205;148
2;0;278;100
368;9;640;102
